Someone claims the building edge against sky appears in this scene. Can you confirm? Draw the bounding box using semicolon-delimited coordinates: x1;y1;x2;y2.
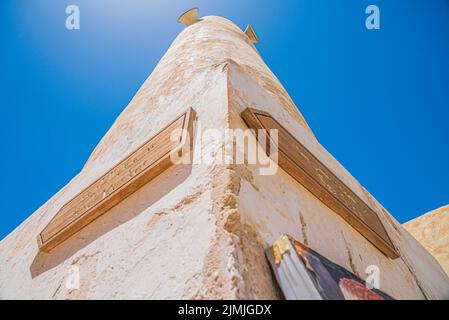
0;12;448;299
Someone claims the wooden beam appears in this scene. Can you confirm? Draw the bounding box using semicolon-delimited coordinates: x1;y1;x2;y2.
241;108;398;259
38;108;196;252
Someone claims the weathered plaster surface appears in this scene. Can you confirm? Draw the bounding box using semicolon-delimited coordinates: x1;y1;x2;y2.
404;205;449;277
0;16;280;300
0;16;447;299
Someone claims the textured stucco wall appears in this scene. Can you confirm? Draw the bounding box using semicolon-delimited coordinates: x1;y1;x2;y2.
404;205;449;277
0;16;448;299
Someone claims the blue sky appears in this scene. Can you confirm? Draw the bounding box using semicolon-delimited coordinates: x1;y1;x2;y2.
0;0;448;240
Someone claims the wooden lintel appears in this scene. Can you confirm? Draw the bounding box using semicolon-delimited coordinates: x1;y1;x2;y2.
241;107;399;259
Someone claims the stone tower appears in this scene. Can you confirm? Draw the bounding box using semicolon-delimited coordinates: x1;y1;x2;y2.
0;11;448;299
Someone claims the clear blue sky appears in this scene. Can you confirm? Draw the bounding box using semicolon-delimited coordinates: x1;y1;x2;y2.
1;0;448;240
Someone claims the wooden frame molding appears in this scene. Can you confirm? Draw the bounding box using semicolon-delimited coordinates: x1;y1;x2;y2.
241;108;399;259
38;108;196;252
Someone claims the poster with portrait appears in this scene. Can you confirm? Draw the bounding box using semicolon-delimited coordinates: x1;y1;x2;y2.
267;235;394;300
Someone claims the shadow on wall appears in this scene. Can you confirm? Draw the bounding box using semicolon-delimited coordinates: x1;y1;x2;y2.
30;164;193;278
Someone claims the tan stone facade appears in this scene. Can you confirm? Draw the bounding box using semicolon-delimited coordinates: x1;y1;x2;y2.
404;205;449;277
0;16;448;299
